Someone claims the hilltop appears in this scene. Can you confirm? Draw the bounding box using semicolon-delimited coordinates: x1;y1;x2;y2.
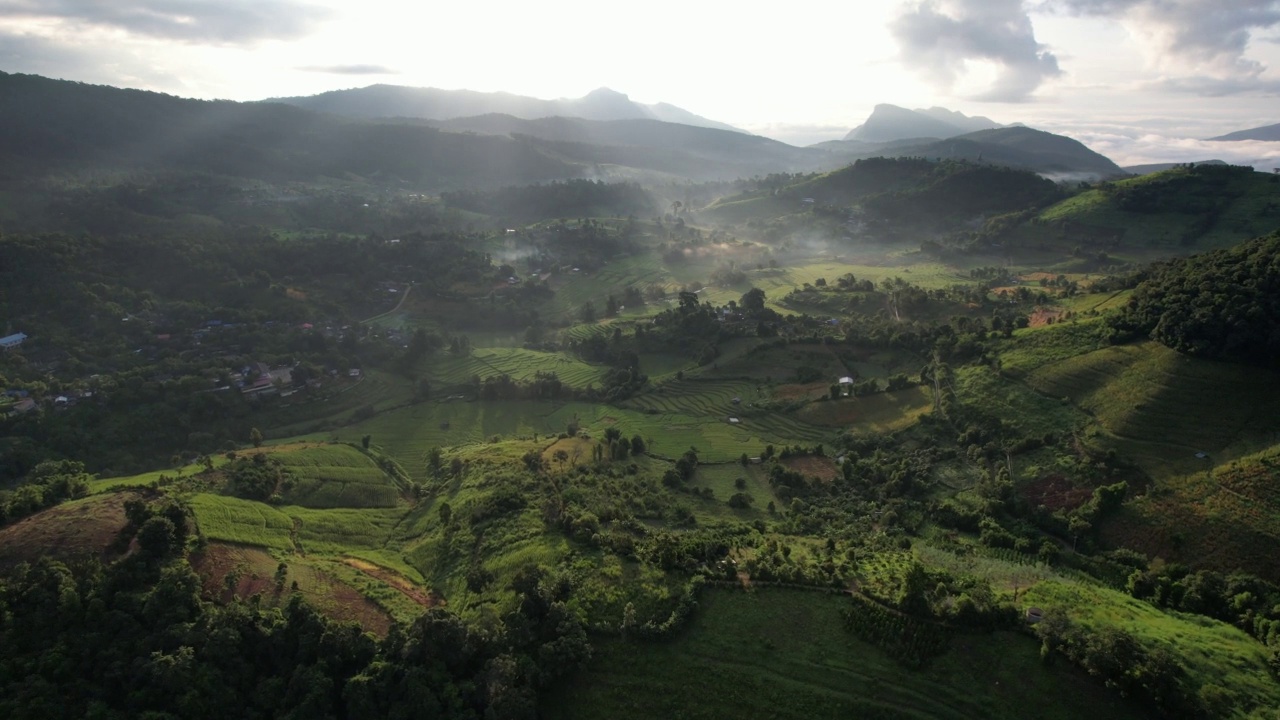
818;126;1122;178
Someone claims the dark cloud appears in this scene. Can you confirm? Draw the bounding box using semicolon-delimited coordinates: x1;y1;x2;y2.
1052;0;1280;81
296;64;399;75
891;0;1061;102
0;0;330;45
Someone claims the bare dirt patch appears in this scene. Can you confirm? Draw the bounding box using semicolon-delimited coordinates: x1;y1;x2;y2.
342;557;442;608
783;456;840;482
1019;474;1091;512
773;382;828;401
192;543;394;634
1029;306;1067;328
0;491;140;569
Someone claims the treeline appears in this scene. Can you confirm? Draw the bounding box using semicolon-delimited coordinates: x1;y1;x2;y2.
1108;231;1280;364
441;180;655;221
860;161;1063;227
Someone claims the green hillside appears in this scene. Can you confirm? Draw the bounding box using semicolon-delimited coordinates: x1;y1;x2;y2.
1032;164;1280;252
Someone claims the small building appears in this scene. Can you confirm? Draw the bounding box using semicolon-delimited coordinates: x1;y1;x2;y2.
12;397;36;414
731;397;741;405
348;368;362;378
728;417;741;424
0;332;28;349
838;376;854;385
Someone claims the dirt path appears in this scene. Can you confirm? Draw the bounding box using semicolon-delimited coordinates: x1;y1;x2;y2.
341;557;441;608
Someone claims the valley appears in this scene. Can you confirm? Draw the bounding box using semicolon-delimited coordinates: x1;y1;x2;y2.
1;72;1280;720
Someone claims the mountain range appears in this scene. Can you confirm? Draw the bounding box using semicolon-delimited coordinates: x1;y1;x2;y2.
266;85;744;133
0;71;1128;188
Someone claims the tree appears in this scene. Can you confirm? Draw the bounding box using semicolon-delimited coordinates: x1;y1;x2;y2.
741;287;766;313
361;434;372;450
249;427;263;448
629;435;646;455
579;301;597;323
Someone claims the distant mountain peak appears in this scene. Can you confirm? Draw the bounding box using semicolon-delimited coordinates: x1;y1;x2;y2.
1206;122;1280;142
844;104;1006;143
583;87;629;99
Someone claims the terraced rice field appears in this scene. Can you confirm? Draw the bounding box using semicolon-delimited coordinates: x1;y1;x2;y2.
427;347;606;388
625;378;764;416
1020;341;1280;476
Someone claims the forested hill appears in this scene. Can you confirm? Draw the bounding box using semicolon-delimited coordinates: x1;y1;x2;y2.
1109;231;1280;364
0;72;576;188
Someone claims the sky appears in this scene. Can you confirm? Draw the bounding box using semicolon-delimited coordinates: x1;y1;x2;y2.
1;0;1279;167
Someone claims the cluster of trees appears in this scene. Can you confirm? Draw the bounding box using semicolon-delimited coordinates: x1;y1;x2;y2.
1108;231;1280;364
0;460;91;526
1125;562;1280;663
1034;609;1202;716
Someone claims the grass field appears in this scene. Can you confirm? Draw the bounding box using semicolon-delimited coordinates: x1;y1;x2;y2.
274;444;403;508
188;493;297;552
797;387;933;434
425;347;606;389
542;586;1145;720
1021;580;1280;717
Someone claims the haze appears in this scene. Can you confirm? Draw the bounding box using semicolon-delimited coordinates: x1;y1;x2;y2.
1;0;1279;162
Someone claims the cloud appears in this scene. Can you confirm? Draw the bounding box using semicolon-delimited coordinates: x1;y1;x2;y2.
296;64;399;75
0;28;187;88
1052;0;1280;89
890;0;1061;102
1148;74;1280;95
0;0;330;45
1059;127;1280;168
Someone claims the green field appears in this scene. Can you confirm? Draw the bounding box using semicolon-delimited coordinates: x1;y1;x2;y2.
274;443;403;508
188;493;297;552
426;347;607;388
1021;580;1280;717
543;586;1145;720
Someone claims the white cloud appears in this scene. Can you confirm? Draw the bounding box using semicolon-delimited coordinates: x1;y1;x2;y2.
891;0;1062;102
1052;0;1280;93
